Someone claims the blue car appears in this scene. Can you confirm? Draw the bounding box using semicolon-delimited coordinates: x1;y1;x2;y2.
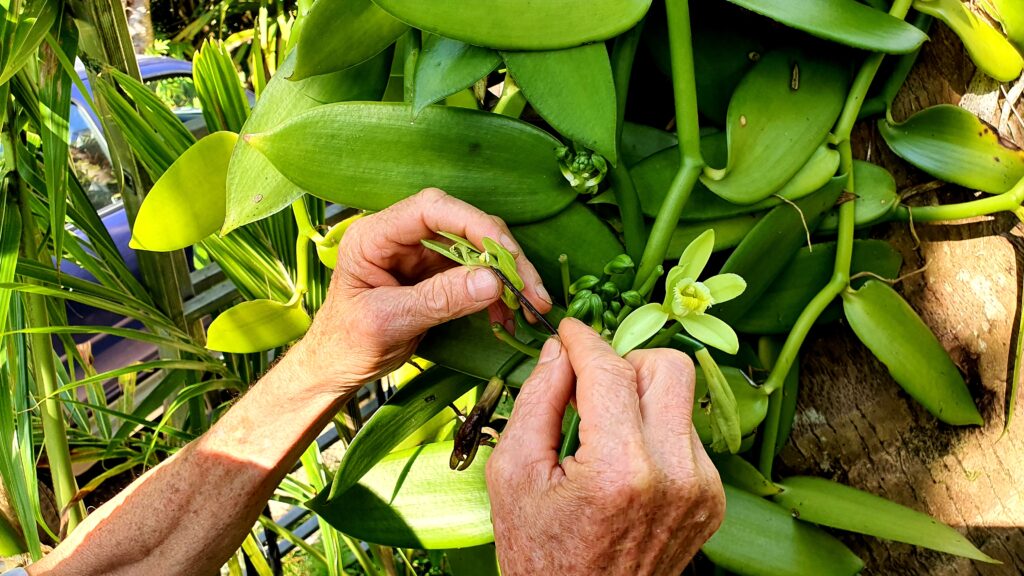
64;55;216;371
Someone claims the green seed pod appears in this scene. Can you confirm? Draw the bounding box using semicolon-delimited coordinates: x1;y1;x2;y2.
598;281;619;300
568;275;600;295
610;301;622;314
603;254;635;275
621;290;644;308
842;280;983;425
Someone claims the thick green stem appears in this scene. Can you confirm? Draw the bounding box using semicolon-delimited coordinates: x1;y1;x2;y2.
893;176;1024;222
761;0;915;393
13;141;84;530
610;24;647;262
634;0;704;290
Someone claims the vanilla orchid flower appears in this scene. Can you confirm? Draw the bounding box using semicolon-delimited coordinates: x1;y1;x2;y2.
612;229;746;356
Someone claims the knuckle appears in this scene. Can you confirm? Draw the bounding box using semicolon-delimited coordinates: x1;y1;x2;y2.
417;187;447;201
422;277;457;316
488;214;509;231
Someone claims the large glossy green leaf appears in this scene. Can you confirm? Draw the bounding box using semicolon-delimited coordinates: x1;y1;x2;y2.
310;442;493;549
130;132;236;252
914;0;1022;82
331;367;480;497
879;104;1024;194
223;50;392;234
512;202;624;296
774;476;996;562
246;103;576;224
817;160;898;232
418;313;520;381
370;0;652;50
205;296;311;353
701;50;848;204
637;141;838;220
842;280;983;425
292;0;408;80
724;0;927;54
413;36;500;117
621;122;677;167
503;44;618;163
713;177;845;323
704;486;863;576
735;240;903;334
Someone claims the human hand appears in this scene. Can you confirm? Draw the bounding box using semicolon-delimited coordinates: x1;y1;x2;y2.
299;188;552;394
486;318;725;575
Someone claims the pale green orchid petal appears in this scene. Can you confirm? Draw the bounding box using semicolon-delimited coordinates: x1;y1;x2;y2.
679;314;739;355
612;303;669;356
675;228;715;280
703;273;747;304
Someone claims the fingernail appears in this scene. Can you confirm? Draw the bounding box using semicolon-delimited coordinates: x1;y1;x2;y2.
499;234;520;255
535;282;552;305
538;337;561;363
467;268;500;302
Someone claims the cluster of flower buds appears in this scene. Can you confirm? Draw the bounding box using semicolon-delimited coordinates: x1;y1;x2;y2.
555;144;609;195
564;254;642;335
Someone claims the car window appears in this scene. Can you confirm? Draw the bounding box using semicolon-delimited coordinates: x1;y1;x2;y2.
145;74;208;139
69;102;120;212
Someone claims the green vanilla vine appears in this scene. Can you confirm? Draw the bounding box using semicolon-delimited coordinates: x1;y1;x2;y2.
610;23;648;262
893;175;1024;222
633;0;704;291
762;0;917;394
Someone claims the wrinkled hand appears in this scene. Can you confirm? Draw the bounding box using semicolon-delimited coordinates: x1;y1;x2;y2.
487;318;725;575
302;188;552;393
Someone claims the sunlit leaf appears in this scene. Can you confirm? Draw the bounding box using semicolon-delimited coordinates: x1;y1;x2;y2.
413;36;500;117
130;132;237;252
292;0;408;80
311;442;493;549
914;0;1022;82
206;295;311;353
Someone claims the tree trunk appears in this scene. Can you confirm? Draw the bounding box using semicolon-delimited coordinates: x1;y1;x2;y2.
121;0;153;54
782;23;1024;574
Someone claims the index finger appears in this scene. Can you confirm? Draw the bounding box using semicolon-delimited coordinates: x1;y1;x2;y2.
367;188;551;312
559;318;645;454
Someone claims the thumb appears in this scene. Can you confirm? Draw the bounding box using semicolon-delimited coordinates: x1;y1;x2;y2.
496;338;575;470
399;266;502;333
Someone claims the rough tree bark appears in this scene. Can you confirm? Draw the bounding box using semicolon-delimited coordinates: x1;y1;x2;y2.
782;23;1024;574
121;0;153;54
